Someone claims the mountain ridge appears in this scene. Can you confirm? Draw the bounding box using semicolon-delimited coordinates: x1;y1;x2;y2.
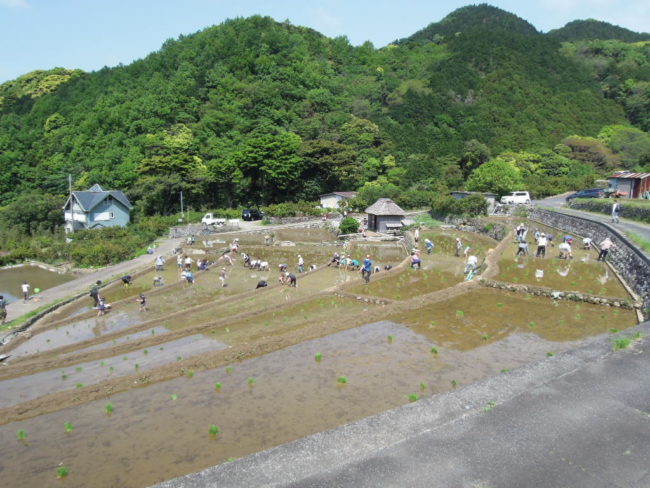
0;5;646;213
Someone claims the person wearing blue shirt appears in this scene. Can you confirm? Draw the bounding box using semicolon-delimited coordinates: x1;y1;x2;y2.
425;238;434;254
362;255;372;283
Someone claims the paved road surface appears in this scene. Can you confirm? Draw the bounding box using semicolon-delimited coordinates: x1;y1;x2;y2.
535;195;650;247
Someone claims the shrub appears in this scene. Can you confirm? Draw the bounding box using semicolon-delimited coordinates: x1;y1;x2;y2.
395;189;436;209
339;217;359;234
569;199;650;224
261;201;322;218
430;194;487;218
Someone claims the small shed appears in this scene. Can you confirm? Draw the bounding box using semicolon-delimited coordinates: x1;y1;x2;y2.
319;191;357;209
365;198;406;233
64;184;133;233
608;172;650;199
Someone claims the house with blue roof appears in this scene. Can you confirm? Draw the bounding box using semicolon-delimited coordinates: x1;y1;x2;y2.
63;184;133;232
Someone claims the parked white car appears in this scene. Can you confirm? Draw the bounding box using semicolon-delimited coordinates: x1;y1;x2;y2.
500;191;531;204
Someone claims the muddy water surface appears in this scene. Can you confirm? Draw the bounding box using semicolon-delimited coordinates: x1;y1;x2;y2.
0;334;227;408
0;223;640;488
192;296;370;345
389;287;636;350
0;322;439;488
347;241;407;264
347;268;462;299
421;230;496;257
0;265;74;303
0;288;636;488
498;225;629;298
8;312;139;358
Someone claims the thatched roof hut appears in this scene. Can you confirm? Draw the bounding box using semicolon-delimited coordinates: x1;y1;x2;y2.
365;198;405;232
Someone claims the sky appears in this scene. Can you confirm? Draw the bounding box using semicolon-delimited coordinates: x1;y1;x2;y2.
1;0;648;83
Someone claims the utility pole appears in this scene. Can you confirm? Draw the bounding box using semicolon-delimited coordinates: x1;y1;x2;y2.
68;174;74;234
180;190;184;222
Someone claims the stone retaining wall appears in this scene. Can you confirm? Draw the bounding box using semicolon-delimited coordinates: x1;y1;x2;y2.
530;208;650;317
443;216;509;241
481;279;636;310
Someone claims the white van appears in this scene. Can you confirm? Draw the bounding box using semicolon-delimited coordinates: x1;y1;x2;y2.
500;191;531;204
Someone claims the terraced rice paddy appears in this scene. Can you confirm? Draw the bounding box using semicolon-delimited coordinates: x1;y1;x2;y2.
0;221;638;487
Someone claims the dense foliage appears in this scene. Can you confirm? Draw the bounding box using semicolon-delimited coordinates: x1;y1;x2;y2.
0;213;177;268
430;194;488;218
0;4;649;265
548;20;650;43
560;39;650;132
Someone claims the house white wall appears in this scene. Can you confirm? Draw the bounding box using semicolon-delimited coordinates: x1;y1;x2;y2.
320;194;345;209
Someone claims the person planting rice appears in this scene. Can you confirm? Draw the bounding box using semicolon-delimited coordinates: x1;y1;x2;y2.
285;272;297;287
97;297;107;317
0;295;7;325
89;280;101;307
137;293;147;312
362;255;372;283
219;267;227;287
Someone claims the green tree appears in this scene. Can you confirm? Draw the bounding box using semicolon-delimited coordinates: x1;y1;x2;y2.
459;139;491;178
297;139;359;193
561;136;621;172
233;132;303;203
598;125;650;170
0;192;64;236
466;157;523;196
353;176;401;209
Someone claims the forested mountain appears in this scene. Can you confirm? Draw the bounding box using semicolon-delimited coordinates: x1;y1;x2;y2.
0;4;648;217
549;19;650;43
397;4;539;43
560;38;650;133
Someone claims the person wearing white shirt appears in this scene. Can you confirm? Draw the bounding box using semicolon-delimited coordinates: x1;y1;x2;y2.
21;282;30;302
464;255;479;274
536;235;547;258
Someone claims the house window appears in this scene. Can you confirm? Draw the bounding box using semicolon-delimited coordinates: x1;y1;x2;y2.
94;211;114;221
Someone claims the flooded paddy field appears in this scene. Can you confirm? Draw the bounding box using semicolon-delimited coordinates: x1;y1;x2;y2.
497;221;630;298
0;223;640;487
0;264;74;303
347;267;463;299
421;229;496;257
1;334;227;408
7;312;139;358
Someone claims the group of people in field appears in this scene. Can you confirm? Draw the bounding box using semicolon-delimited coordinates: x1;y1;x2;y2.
513;222;615;263
84;210;622;321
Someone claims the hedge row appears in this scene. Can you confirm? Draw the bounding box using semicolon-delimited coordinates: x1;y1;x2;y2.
568;199;650;224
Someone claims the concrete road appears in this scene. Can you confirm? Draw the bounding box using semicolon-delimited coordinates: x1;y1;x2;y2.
534;195;650;246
